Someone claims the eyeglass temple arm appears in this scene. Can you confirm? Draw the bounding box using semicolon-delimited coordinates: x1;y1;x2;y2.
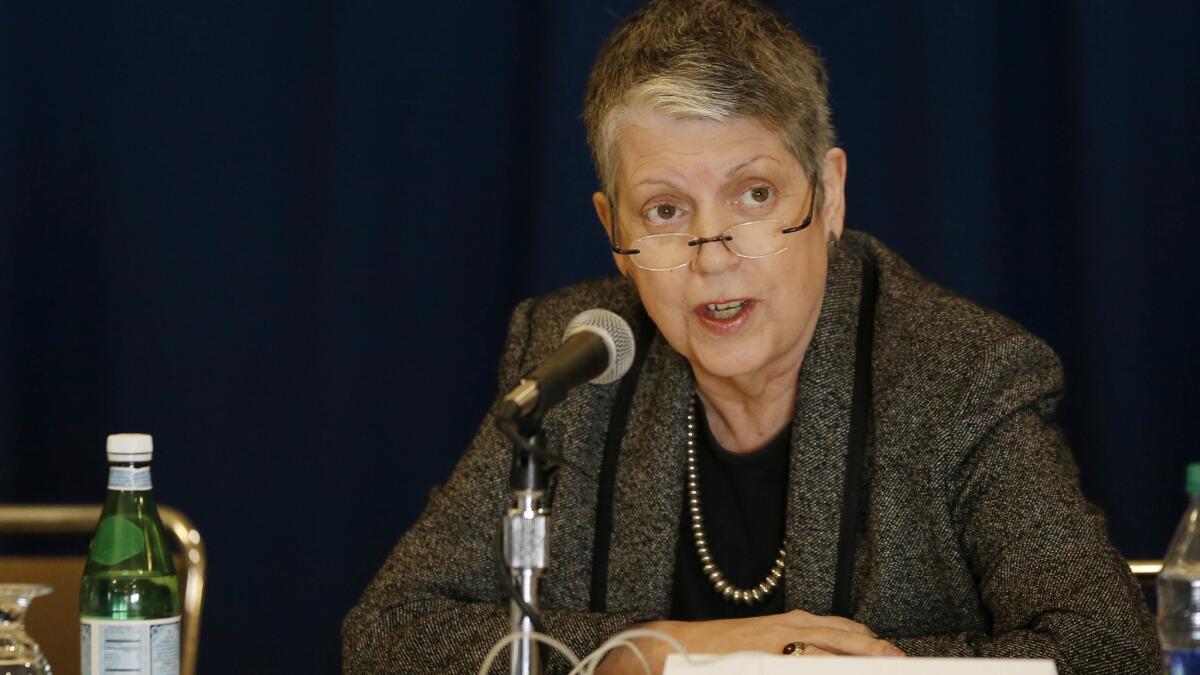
606;192;641;256
780;218;810;235
781;180;819;234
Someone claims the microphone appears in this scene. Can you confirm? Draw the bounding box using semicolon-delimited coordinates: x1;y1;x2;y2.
497;309;636;423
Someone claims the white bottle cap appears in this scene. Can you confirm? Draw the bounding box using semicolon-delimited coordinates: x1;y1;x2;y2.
106;433;154;463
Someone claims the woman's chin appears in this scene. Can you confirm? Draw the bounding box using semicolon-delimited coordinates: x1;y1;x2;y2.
688;343;769;381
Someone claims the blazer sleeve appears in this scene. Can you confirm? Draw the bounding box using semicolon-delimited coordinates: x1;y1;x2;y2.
886;335;1161;674
341;297;648;674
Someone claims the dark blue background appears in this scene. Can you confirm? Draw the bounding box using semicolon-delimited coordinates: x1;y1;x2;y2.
2;2;1197;672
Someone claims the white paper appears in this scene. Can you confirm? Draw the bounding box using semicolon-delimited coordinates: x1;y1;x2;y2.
663;653;1057;674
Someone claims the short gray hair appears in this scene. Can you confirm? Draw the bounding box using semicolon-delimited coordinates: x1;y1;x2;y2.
584;0;836;204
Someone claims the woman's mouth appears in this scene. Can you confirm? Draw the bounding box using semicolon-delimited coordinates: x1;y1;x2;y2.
694;298;756;334
704;299;751;320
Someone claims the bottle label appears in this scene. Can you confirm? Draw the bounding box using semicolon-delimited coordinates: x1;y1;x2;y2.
81;616;180;675
108;466;152;491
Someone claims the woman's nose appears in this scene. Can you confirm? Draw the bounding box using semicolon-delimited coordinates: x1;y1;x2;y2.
689;227;740;274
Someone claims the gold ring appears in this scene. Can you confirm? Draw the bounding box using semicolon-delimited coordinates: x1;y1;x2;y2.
782;641;806;656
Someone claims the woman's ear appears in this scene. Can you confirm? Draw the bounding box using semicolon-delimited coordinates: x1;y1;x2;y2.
593;191;632;278
592;191;613;239
819;148;848;242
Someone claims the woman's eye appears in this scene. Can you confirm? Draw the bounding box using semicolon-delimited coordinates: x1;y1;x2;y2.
742;186;774;204
646;203;679;223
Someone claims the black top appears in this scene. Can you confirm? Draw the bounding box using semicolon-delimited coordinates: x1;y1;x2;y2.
669;398;791;620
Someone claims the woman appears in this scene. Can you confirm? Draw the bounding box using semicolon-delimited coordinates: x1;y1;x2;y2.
343;1;1159;673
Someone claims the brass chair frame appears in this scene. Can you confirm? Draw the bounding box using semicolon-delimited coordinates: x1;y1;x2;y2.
0;504;205;675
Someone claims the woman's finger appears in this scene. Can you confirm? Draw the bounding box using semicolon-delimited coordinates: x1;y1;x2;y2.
819;615;876;638
781;610;877;637
793;626;903;657
799;645;833;656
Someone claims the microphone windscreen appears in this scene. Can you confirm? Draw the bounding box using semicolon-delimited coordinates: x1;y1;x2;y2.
562;309;636;385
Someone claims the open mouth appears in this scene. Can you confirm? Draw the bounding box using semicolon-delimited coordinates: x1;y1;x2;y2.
701;299;752;320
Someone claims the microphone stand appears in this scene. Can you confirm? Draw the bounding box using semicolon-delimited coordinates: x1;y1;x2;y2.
502;417;553;675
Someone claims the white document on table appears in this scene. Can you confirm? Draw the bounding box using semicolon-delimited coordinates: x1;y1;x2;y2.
663;653;1057;674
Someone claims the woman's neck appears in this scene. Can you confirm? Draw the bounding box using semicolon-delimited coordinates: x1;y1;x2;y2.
693;350;805;454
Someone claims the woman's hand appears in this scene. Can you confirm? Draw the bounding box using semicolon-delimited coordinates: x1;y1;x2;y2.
595;610;904;674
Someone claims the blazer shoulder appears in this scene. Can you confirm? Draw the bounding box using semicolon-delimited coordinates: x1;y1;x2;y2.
845;231;1063;423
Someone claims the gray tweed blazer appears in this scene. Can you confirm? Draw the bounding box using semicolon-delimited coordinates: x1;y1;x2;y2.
343;231;1160;674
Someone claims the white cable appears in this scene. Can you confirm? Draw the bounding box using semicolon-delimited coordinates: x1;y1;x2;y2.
476;631;580;675
569;628;679;675
570;638;650;675
481;625;771;675
581;627;778;675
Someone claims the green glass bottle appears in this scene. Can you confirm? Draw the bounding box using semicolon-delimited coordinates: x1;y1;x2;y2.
80;433;181;675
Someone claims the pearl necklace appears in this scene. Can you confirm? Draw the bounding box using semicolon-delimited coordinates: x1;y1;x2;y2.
686;397;786;605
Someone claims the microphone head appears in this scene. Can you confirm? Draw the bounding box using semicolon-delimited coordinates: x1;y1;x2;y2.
563;309;636;385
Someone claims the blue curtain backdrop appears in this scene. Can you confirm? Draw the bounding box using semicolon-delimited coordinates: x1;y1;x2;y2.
2;1;1198;671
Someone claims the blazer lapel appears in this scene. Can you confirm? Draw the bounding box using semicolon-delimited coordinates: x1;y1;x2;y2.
604;333;691;613
785;246;864;614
